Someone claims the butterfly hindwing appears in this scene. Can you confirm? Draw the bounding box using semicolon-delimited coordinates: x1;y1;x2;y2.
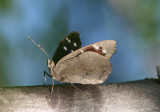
52;32;82;65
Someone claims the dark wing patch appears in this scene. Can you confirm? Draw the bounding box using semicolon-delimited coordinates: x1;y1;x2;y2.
52;31;82;65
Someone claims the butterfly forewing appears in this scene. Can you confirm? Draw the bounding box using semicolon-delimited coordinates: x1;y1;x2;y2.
52;32;82;65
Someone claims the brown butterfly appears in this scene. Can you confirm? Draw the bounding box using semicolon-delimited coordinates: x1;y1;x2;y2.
28;32;117;91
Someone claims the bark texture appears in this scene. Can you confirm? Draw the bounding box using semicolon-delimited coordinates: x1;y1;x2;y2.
0;79;160;112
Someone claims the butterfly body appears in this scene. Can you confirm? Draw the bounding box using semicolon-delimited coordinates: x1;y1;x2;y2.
50;40;117;84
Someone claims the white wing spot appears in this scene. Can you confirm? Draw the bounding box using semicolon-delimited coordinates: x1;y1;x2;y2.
68;39;71;43
71;50;74;52
102;49;107;54
79;50;84;53
66;38;68;40
63;46;67;51
93;44;99;50
73;42;77;47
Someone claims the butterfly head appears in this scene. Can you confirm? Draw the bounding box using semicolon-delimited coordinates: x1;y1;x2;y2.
47;59;55;72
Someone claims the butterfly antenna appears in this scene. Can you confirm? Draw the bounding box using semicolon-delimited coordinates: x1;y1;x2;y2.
28;36;51;59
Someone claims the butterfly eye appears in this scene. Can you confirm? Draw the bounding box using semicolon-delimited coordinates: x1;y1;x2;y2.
47;59;51;68
47;59;55;72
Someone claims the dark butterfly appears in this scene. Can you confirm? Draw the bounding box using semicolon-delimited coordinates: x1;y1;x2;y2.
28;32;117;91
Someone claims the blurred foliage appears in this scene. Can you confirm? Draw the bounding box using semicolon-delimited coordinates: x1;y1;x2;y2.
0;0;13;86
43;4;70;56
0;0;11;11
132;1;158;42
0;35;10;86
109;0;159;42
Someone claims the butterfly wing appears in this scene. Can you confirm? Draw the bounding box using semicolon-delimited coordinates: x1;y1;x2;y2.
52;32;82;65
53;40;117;84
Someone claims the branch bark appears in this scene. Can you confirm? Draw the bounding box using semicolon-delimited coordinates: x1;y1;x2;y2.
0;79;160;112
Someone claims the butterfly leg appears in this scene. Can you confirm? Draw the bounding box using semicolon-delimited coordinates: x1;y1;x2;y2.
59;76;81;91
66;77;81;91
51;78;54;93
44;71;52;85
44;71;54;93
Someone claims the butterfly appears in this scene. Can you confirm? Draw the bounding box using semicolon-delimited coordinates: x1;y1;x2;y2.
28;32;117;91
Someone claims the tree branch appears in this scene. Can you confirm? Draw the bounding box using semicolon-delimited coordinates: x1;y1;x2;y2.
0;79;160;112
